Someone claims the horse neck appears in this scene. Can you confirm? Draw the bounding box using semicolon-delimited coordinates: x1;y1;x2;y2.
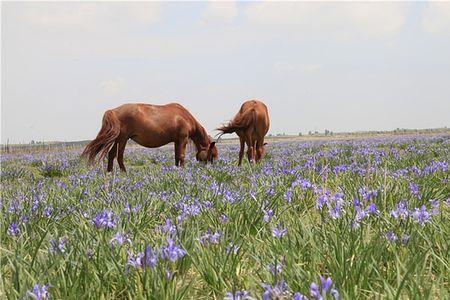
191;123;210;151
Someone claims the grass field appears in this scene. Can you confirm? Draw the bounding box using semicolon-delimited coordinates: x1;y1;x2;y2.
1;135;449;299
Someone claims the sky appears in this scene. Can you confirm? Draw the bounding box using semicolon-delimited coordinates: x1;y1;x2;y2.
1;1;450;144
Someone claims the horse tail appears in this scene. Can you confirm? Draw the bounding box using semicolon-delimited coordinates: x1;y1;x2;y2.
217;109;256;135
81;110;121;163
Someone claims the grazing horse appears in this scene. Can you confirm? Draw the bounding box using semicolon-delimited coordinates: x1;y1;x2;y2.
82;103;218;172
218;100;269;165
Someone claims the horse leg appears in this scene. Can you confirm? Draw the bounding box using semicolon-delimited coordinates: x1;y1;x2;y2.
117;138;128;172
174;142;180;166
107;142;118;172
245;131;254;164
178;137;189;167
238;137;245;166
256;137;264;162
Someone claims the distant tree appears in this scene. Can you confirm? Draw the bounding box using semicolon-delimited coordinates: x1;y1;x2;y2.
298;132;302;136
308;131;312;135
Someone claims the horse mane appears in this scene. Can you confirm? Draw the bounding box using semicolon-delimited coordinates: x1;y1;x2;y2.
191;122;210;150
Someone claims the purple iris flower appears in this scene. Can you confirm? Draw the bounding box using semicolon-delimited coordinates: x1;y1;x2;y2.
409;182;421;199
127;251;143;268
143;245;158;269
266;260;283;275
430;199;439;215
49;237;67;254
293;292;307;300
161;238;186;262
219;214;229;224
224;290;254;300
316;194;328;210
226;243;240;255
7;223;20;237
271;225;287;239
261;281;287;300
412;205;431;226
390;201;409;220
310;276;339;300
92;210;117;229
110;232;132;248
263;209;274;223
284;188;293;203
199;230;222;245
384;231;398;243
27;284;49;300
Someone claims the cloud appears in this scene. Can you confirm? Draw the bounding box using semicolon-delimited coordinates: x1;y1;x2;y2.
201;1;238;24
245;2;408;38
422;2;450;37
7;2;162;33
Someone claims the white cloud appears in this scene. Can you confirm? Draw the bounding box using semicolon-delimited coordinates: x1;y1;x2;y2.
422;2;450;37
245;2;408;38
9;2;162;33
201;1;238;24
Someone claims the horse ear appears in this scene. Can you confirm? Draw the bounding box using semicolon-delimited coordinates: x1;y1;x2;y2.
209;142;216;148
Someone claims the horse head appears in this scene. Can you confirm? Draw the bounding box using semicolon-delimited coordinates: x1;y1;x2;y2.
196;141;217;164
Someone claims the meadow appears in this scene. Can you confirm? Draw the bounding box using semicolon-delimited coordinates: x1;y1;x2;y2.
1;135;449;299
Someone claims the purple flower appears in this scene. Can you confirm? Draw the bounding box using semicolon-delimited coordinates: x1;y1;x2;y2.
310;276;339;300
127;251;144;268
263;209;274;223
316;194;328;210
261;281;287;300
110;232;132;248
412;205;431;226
27;284;49;300
159;219;177;236
224;290;254;300
384;231;398;243
199;230;222;245
271;225;287;239
409;182;421;199
430;199;439;215
43;206;52;218
320;276;333;293
49;237;67;254
7;223;20;237
329;204;342;219
390;201;409;220
143;245;158;269
310;282;321;300
266;261;283;275
226;243;240;255
293;292;307;300
161;238;186;262
219;214;229;224
284;188;293;203
365;202;379;215
92;210;117;229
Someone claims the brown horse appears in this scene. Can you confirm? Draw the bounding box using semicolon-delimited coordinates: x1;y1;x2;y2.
218;100;269;165
82;103;218;172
